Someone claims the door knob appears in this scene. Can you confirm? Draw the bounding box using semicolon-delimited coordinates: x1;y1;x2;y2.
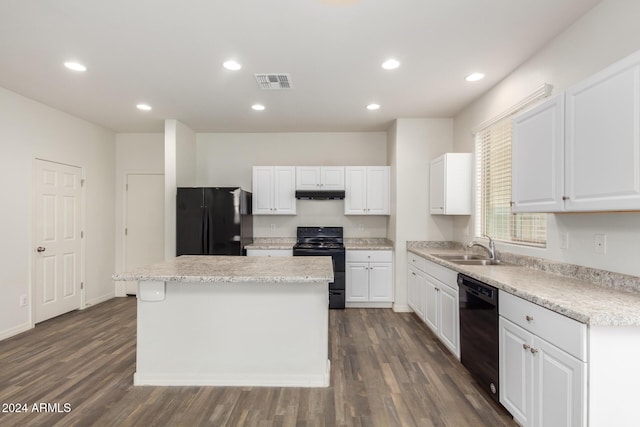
36;246;46;252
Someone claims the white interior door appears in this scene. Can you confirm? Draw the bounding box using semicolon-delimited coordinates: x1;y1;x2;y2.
124;173;165;295
33;159;83;323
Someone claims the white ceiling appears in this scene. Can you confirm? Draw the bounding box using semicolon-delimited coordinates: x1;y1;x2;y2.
0;0;601;133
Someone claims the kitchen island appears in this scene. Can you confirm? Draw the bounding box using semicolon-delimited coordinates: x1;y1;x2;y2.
113;255;333;387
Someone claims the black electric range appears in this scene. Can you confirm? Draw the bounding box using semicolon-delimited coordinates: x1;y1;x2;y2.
292;226;345;309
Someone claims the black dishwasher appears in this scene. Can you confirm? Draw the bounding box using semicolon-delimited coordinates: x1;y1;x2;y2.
458;273;500;404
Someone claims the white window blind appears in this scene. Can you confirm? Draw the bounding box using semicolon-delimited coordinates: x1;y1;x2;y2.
474;87;549;247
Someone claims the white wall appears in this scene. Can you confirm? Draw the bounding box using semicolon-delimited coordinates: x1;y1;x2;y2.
388;119;454;310
164;120;196;259
453;0;640;277
196;132;388;237
0;87;116;340
114;133;164;295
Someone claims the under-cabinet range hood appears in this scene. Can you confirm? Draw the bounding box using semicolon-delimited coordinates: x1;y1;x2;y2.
295;190;345;200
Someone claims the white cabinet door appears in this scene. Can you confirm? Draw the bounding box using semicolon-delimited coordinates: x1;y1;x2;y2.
297;166;344;190
369;262;393;302
346;262;369;302
296;167;321;190
345;166;390;215
429;155;445;214
366;166;390;215
565;52;640;211
252;166;275;214
500;317;533;427
423;276;439;334
253;166;296;215
533;337;586;427
438;284;459;358
408;265;427;319
273;167;296;214
320;166;345;190
499;316;586;427
344;167;367;214
429;153;472;215
512;95;565;212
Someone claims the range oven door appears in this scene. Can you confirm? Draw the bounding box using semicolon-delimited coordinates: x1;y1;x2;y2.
293;247;345;309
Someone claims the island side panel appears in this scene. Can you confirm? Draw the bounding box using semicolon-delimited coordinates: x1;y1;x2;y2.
135;280;330;387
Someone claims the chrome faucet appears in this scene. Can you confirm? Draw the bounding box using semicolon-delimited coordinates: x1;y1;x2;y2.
467;236;496;260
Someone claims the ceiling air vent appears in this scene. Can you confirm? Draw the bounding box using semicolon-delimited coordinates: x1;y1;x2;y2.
254;73;293;90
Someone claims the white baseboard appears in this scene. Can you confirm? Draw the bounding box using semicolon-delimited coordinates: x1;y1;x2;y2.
392;303;413;313
0;322;32;341
345;302;393;309
84;293;114;309
134;360;331;388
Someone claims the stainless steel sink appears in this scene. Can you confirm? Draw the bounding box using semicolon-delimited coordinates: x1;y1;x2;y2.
450;259;507;266
433;253;489;261
431;253;509;266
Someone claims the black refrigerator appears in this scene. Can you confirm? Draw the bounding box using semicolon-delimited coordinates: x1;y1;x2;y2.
176;187;253;256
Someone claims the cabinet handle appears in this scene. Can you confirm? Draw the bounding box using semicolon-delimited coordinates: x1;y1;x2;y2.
525;315;534;322
530;347;539;354
562;196;570;201
523;344;530;351
510;201;514;207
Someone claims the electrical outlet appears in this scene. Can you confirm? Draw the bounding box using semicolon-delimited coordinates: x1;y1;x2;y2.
19;295;28;307
594;234;606;254
560;232;569;249
358;224;365;232
270;224;276;232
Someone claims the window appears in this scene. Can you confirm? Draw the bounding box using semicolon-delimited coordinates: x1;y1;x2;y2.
474;88;548;247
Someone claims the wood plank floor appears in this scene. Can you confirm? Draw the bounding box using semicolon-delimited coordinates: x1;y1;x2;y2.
0;297;516;426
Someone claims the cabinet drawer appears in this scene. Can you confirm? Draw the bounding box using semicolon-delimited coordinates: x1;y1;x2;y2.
423;259;458;290
408;253;427;271
347;250;392;263
246;249;293;257
500;291;587;361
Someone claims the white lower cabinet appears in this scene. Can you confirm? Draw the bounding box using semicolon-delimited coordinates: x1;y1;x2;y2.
407;264;426;319
407;253;459;359
346;250;393;307
499;291;586;427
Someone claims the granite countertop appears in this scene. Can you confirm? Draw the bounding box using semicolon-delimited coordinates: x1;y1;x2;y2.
245;237;394;251
112;255;334;284
245;238;296;250
407;242;640;326
344;238;394;250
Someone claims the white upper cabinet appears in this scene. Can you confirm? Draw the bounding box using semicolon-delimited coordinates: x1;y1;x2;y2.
344;166;390;215
512;94;565;213
565;51;640;211
295;166;344;190
252;166;296;215
429;153;472;215
511;50;640;213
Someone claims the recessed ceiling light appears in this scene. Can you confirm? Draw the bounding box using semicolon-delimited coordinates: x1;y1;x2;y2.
381;59;400;70
136;104;152;111
366;103;380;111
223;60;242;71
252;104;265;111
465;72;485;82
64;61;87;72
